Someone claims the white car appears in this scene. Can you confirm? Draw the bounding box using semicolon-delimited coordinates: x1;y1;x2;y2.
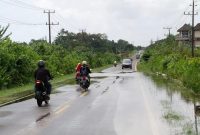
122;59;132;69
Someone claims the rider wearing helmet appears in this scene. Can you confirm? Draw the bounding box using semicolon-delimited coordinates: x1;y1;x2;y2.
34;60;52;97
114;61;117;67
80;61;91;83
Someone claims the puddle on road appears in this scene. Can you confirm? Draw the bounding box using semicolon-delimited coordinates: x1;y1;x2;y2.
0;111;12;117
145;73;200;135
91;76;107;79
36;112;51;122
91;72;136;79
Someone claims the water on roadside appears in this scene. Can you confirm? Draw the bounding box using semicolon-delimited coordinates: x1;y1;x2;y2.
144;73;200;135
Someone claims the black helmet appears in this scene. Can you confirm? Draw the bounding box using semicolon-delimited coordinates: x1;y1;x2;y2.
38;60;45;68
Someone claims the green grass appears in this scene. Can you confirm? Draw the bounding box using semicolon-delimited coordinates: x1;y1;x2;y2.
0;65;112;105
163;111;183;121
161;100;184;122
0;74;75;104
182;122;196;135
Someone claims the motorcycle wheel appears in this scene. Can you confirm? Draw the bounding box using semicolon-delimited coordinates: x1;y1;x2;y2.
37;99;42;107
85;88;89;92
45;100;49;105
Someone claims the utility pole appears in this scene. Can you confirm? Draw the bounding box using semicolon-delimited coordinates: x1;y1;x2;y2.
163;27;172;36
44;10;59;44
184;0;198;57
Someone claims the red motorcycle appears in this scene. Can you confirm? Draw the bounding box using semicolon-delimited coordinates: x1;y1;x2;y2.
80;75;90;91
75;71;81;84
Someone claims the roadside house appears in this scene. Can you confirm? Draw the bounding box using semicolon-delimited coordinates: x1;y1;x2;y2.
176;23;200;47
194;23;200;47
176;24;191;45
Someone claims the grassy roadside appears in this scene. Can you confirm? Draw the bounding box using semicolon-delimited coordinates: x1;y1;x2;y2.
0;65;112;105
0;74;75;105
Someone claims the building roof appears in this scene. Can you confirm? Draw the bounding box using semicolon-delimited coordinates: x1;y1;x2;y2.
177;24;191;32
194;23;200;31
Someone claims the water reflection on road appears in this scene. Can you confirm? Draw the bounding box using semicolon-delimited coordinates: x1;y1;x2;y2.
148;74;200;135
94;65;200;135
1;64;200;135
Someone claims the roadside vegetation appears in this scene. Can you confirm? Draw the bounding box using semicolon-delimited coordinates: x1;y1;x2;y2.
0;25;135;104
138;35;200;93
161;100;196;135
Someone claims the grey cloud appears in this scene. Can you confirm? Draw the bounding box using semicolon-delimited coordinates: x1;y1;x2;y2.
10;0;194;46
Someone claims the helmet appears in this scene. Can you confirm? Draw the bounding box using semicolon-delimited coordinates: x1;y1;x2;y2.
38;60;45;68
82;61;87;65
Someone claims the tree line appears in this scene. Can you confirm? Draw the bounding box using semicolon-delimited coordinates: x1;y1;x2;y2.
0;26;135;89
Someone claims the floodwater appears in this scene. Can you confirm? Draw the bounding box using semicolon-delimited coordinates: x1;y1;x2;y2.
101;64;200;135
1;64;200;135
145;74;200;135
94;65;200;135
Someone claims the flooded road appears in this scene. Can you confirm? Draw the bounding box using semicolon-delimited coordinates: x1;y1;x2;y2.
146;74;200;135
0;60;200;135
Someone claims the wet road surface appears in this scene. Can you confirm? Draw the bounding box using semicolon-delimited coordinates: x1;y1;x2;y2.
1;59;200;135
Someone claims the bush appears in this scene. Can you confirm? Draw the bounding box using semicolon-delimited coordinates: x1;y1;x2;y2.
139;36;200;93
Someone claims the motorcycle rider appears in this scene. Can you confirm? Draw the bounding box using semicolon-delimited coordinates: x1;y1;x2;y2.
75;63;82;83
34;60;52;98
80;61;91;84
114;61;117;67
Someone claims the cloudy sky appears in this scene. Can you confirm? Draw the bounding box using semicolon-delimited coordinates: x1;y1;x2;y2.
0;0;198;46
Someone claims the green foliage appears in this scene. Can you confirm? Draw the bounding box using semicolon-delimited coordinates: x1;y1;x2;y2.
141;51;151;62
0;41;39;87
0;25;11;42
54;29;135;54
0;27;127;89
139;36;200;93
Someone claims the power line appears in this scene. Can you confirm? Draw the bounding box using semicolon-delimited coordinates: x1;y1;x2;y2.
163;27;172;36
0;0;51;11
0;0;39;11
184;0;198;57
55;13;80;31
169;2;193;33
0;15;45;25
51;26;60;40
44;10;59;44
9;0;45;10
52;16;68;30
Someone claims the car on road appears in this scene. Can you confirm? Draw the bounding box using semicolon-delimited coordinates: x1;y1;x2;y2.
122;59;132;69
136;54;140;59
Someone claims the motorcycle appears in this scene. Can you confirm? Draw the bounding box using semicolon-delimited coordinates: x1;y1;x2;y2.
35;80;50;107
113;61;117;67
80;75;90;91
75;71;81;84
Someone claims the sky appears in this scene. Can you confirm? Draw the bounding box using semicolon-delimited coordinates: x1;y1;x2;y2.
0;0;199;46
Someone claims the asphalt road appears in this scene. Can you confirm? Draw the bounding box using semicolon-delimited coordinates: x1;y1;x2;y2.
0;57;199;135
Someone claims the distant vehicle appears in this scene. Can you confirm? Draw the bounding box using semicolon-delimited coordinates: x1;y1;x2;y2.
136;54;140;59
122;59;132;69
